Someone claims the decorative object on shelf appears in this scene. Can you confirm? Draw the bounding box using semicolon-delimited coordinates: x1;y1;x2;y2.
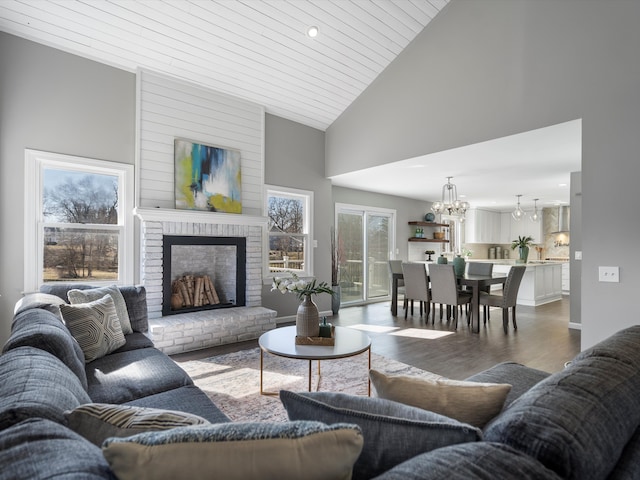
453;255;466;277
461;248;473;259
272;273;334;337
330;227;344;315
437;255;448;264
511;235;534;264
430;177;470;219
433;231;445;240
424;250;435;261
424;212;435;222
530;198;540;222
512;194;525;221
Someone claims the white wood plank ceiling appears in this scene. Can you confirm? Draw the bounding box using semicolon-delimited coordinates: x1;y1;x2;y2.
0;0;449;130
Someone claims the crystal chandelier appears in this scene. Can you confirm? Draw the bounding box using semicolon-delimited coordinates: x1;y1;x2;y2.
512;194;525;221
530;198;540;222
431;177;470;218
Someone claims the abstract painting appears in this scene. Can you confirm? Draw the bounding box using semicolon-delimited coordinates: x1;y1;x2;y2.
174;139;242;213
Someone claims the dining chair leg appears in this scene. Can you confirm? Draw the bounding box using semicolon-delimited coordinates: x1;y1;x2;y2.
512;306;518;330
439;304;443;321
502;308;509;334
483;306;488;324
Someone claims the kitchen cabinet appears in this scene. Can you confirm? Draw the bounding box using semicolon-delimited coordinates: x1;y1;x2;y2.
465;209;501;244
493;263;562;306
562;262;570;294
500;212;543;245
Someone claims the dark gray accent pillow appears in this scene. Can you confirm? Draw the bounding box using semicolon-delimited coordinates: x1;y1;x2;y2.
280;390;481;480
0;418;113;480
4;308;88;390
119;286;149;333
484;325;640;480
0;347;91;431
374;442;563;480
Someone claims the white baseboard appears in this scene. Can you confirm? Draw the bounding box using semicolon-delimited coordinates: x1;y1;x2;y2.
568;322;582;331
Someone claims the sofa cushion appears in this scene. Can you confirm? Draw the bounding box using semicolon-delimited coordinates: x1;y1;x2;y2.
68;285;133;334
4;308;88;390
65;403;210;446
484;325;640;480
465;361;550;408
119;286;149;333
85;347;193;404
124;385;231;424
373;442;563;480
0;347;91;431
280;390;481;480
60;295;126;362
40;284;149;333
13;292;67;319
0;418;114;480
112;332;155;353
370;369;511;427
102;421;363;480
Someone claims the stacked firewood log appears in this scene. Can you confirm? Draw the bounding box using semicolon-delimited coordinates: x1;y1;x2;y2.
170;275;220;310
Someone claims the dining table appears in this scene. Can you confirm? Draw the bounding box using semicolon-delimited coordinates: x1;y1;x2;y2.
390;264;509;334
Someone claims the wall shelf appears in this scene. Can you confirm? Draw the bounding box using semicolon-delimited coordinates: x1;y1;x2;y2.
408;221;449;227
408;238;450;243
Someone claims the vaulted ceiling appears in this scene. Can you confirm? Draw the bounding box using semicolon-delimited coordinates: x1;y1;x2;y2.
0;0;449;131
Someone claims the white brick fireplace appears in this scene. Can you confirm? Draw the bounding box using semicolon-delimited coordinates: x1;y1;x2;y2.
135;208;276;355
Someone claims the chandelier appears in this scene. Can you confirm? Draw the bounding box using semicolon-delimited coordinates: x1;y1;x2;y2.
431;177;470;217
512;194;525;221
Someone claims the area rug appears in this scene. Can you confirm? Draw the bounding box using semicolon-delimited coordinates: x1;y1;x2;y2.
176;348;441;423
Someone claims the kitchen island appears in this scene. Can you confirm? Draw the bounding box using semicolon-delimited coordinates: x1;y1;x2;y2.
486;261;563;306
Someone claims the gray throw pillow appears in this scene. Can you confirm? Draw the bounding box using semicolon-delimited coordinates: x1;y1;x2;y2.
102;421;363;480
60;294;126;362
68;285;133;334
65;403;210;446
279;390;482;480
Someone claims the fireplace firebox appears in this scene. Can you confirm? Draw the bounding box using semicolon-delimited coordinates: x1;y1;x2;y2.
162;235;246;316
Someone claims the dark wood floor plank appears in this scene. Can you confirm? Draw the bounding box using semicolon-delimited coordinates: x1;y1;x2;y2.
172;297;580;379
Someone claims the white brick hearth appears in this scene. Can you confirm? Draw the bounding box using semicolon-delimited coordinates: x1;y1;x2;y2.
135;208;276;355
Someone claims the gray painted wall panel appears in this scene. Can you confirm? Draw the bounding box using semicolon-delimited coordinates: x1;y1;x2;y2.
325;0;640;349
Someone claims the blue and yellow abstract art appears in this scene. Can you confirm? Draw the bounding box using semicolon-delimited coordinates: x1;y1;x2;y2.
174;139;242;213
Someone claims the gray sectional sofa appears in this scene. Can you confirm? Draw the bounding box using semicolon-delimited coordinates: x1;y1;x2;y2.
0;284;230;479
2;282;640;479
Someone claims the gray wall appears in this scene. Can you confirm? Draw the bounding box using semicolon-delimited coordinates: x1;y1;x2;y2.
326;0;640;349
570;171;582;328
0;33;136;346
262;114;333;318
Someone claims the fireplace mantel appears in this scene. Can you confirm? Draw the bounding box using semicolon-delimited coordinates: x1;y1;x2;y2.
134;207;268;227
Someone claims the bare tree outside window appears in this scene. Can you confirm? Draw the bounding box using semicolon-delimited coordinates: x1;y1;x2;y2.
42;170;120;281
267;192;307;273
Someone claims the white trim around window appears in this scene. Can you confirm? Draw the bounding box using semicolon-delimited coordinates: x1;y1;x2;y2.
24;149;134;293
264;185;314;280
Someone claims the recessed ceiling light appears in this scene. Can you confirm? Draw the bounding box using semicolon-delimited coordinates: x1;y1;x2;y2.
306;26;319;38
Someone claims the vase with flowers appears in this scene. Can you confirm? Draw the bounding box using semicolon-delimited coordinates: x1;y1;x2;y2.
272;272;334;337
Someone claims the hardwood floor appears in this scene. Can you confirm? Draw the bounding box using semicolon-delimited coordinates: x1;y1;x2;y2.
172;296;580;380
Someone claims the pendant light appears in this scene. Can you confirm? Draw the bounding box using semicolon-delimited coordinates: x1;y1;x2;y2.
530;198;540;222
512;194;525;221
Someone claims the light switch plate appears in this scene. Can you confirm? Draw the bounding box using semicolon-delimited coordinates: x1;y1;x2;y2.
599;266;619;283
575;251;582;260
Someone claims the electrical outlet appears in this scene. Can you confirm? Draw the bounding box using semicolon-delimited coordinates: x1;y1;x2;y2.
598;266;619;283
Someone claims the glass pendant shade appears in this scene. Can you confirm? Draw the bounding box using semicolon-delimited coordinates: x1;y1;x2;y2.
530;198;540;222
512;194;525;221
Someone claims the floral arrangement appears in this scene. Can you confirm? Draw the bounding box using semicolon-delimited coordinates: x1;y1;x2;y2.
272;272;334;301
461;248;473;258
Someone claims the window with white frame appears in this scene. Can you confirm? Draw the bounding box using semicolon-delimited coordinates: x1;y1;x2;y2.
24;150;134;292
265;186;313;277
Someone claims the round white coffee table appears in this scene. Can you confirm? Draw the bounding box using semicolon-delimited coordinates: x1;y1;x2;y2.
258;325;372;396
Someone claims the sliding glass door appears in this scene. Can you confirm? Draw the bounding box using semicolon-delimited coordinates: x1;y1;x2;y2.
336;204;395;305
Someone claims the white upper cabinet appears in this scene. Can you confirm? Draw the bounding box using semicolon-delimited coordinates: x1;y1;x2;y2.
501;211;543;245
465;209;502;244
